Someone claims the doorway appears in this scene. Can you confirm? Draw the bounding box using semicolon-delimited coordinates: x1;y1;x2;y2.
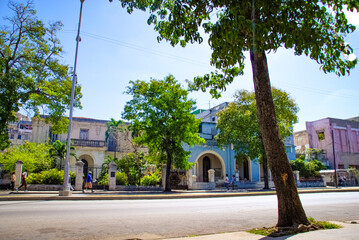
203;156;210;182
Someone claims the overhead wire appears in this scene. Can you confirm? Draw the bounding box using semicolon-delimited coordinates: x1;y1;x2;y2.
62;29;359;101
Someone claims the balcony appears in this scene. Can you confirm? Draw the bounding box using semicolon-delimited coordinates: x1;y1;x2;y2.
72;139;106;148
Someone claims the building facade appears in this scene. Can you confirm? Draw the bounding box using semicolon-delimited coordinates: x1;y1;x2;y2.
185;103;297;189
31;116;144;178
7;113;32;147
304;117;359;170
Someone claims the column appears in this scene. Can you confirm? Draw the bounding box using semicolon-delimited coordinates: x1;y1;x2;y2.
75;161;84;191
108;162;117;191
15;160;23;188
187;169;193;189
208;169;215;182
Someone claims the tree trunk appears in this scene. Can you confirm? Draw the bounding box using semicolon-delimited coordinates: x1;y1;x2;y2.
250;49;309;227
262;155;269;189
165;152;172;192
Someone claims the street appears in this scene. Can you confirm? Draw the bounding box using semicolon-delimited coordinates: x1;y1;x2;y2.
0;192;358;240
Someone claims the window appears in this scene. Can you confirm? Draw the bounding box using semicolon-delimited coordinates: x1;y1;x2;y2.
338;164;344;169
79;129;89;140
285;146;292;153
317;130;325;141
198;123;202;133
17;135;21;140
10;134;14;139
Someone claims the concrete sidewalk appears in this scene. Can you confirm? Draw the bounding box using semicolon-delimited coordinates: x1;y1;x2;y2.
162;221;359;240
1;186;359;201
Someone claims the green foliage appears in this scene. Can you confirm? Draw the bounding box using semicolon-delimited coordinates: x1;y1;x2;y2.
27;169;68;185
113;0;357;98
140;172;161;186
0;1;82;150
49;140;77;170
0;141;54;173
308;217;342;229
216;88;298;161
117;152;146;186
306;148;324;161
290;157;326;178
116;171;128;185
122;75;205;190
98;172;109;186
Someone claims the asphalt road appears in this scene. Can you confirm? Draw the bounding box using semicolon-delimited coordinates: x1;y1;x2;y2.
0;192;358;240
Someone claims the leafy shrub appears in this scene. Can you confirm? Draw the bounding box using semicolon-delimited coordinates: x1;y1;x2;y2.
97;172;128;186
116;172;128;185
98;172;108;186
290;157;325;178
141;173;161;186
28;169;76;185
27;172;44;184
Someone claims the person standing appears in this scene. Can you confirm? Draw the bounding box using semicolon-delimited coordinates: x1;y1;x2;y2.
224;174;229;191
83;171;94;193
10;172;16;191
16;169;28;192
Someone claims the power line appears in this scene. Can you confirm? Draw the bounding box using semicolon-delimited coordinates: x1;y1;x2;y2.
62;29;214;69
274;80;359;100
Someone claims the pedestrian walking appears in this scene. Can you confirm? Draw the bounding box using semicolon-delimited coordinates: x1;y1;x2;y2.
16;169;28;192
231;174;236;190
10;172;16;190
224;174;229;190
83;171;94;193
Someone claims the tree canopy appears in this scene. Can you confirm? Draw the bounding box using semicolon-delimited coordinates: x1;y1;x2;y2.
122;74;205;191
0;141;54;173
0;1;82;150
216;87;298;161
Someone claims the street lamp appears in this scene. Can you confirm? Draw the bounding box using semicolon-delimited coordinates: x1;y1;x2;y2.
60;0;85;196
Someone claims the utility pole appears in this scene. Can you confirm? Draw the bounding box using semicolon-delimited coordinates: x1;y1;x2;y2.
331;127;338;188
60;0;85;196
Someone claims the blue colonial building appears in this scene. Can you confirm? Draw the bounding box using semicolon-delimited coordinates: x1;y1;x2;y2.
184;102;296;189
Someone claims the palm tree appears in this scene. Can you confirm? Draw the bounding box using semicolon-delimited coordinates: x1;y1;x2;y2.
50;140;77;170
105;118;125;159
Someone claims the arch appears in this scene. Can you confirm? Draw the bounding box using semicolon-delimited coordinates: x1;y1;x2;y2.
78;154;95;178
194;150;226;182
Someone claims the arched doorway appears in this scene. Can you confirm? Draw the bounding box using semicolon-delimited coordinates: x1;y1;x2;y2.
78;154;95;178
196;151;225;182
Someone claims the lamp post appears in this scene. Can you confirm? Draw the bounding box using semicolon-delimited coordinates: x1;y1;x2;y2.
60;0;85;196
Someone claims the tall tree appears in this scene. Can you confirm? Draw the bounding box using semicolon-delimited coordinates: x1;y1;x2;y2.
216;88;299;189
122;74;205;191
111;0;358;227
0;1;82;150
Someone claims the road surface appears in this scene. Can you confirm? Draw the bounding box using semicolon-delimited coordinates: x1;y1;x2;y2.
0;192;358;240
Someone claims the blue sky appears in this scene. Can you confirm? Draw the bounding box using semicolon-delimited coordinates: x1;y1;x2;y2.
1;0;359;132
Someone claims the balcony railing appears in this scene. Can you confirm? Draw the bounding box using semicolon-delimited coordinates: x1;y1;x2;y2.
72;139;106;148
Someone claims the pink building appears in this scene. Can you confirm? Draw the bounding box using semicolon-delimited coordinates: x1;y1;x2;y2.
306;117;359;170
